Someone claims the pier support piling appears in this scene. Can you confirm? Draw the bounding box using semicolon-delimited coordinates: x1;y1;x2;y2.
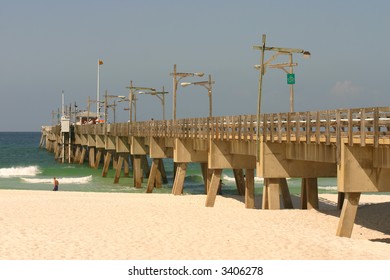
205;169;222;207
336;192;361;238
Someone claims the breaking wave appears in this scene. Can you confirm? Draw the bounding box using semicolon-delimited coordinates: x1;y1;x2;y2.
21;175;92;185
0;166;41;178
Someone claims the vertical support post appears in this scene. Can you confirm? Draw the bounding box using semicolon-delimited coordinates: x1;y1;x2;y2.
94;149;102;169
101;151;112;177
263;178;281;209
88;147;95;168
123;155;129;177
301;178;319;210
133;155;142;188
79;146;87;164
245;169;255;209
200;162;209;193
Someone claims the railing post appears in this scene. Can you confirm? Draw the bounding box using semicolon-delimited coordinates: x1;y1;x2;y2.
374;107;379;148
336;109;341;165
286;112;291;143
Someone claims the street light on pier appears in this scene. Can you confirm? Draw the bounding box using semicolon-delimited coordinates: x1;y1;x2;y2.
103;91;126;124
139;87;169;120
170;64;204;120
253;35;311;113
181;74;214;118
87;96;104;124
96;59;104;121
252;34;310;160
125;80;156;123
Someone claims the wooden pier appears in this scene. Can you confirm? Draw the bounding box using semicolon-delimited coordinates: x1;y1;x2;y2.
40;106;390;238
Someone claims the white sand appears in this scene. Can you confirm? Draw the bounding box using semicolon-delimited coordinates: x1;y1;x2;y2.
1;190;390;260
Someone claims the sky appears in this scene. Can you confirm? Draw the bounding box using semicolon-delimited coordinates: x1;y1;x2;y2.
0;0;389;131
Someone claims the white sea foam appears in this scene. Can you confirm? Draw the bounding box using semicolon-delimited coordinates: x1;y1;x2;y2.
318;185;337;191
0;166;41;178
21;175;92;185
221;174;265;183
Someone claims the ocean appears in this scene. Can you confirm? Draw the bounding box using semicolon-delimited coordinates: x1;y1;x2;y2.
0;131;339;195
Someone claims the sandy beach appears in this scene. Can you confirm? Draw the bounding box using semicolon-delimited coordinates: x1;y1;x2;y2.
1;189;390;260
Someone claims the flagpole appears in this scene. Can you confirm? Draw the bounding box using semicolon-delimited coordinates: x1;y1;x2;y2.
97;60;100;121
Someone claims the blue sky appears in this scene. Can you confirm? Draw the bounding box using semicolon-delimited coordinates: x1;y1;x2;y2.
1;0;389;131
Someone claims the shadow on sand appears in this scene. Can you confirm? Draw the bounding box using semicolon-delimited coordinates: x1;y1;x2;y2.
222;193;390;243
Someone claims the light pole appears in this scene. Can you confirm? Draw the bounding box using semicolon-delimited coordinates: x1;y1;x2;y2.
181;74;214;118
253;34;310;160
170;64;204;120
139;87;169;120
87;96;103;124
253;35;311;113
125;81;156;123
103;90;126;124
97;59;103;121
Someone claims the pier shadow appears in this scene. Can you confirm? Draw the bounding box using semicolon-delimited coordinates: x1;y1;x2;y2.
311;196;390;243
222;193;390;243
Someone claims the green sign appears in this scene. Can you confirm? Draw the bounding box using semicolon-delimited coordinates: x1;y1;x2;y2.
287;73;295;85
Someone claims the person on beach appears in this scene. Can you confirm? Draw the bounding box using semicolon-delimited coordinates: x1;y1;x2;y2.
53;177;59;191
218;179;224;195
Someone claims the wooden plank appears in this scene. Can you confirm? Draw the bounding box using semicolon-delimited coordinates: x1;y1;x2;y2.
295;112;300;144
306;111;310;144
348;109;353;146
360;108;366;147
374;107;379;148
336;192;361;238
325;110;330;145
278;113;282;143
316;111;321;144
286;112;291;143
336;110;341;164
270;113;275;143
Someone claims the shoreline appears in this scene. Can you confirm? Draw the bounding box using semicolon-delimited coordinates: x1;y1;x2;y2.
1;189;390;260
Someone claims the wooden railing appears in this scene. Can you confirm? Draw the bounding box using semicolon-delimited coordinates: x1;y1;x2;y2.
70;107;390;147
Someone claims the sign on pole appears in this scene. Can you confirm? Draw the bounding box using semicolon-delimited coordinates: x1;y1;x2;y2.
287;73;295;85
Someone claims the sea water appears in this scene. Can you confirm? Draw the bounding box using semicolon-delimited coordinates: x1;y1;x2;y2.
0;132;338;195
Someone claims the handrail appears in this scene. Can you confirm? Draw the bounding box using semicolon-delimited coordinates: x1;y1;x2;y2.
70;106;390;147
